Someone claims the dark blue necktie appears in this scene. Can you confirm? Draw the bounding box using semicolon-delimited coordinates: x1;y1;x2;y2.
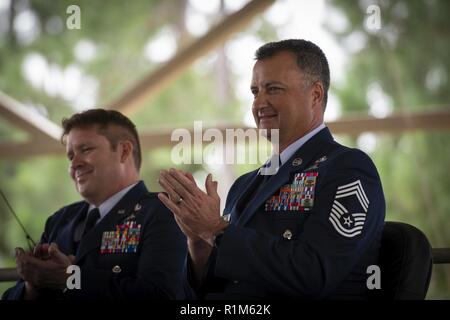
83;208;100;237
238;155;281;214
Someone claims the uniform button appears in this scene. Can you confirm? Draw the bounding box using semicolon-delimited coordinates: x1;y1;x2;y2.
282;229;293;240
112;265;122;273
233;280;239;284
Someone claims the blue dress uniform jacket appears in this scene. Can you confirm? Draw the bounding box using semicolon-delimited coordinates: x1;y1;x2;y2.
192;127;385;299
3;181;187;300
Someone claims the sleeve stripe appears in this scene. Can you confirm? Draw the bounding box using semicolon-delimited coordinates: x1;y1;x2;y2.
329;217;362;238
329;214;364;234
336;190;368;212
336;180;369;207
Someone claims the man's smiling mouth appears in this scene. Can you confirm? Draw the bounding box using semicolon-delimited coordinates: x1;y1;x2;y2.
76;170;93;180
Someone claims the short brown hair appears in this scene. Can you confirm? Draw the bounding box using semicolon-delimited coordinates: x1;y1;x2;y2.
255;39;330;111
61;109;142;170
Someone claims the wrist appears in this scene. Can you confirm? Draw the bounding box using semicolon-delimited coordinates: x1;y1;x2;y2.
187;237;210;249
212;220;229;248
23;281;40;300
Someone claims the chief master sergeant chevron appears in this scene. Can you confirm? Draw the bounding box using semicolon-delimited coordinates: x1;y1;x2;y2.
158;39;386;299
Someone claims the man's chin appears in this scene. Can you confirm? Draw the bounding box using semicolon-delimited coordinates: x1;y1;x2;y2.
76;183;91;198
258;124;279;137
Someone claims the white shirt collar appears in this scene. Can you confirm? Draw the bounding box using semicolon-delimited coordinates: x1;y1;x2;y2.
88;182;139;223
279;123;326;166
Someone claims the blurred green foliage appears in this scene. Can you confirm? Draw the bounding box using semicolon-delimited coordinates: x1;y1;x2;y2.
328;0;450;299
0;0;448;299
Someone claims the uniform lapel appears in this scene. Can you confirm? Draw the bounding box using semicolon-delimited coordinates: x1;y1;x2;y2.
75;181;148;263
229;170;259;222
53;203;88;255
236;128;334;226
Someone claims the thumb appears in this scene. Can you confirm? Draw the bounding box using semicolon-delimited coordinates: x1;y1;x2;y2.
205;174;219;199
48;243;67;262
15;247;25;258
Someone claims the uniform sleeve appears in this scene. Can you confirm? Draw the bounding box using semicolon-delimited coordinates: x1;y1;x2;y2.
1;211;61;300
214;150;385;298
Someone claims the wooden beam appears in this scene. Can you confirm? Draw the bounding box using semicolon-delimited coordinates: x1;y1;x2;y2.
108;0;276;115
0;91;62;142
0;141;62;158
1;110;449;159
327;109;450;136
0;268;19;282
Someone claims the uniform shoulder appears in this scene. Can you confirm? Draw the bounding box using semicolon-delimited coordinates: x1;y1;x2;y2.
327;144;377;169
52;200;85;216
142;192;160;200
44;200;85;226
319;145;381;185
231;169;258;189
139;192;169;212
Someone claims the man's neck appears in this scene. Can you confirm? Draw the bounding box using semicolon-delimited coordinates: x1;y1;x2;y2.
89;178;140;207
277;123;324;153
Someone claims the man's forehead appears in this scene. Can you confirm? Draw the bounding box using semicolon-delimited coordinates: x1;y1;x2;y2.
254;50;297;67
251;60;302;85
66;125;105;144
68;125;98;137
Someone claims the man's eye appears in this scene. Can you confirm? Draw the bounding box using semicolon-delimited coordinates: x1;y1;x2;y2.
82;147;93;153
251;89;258;97
268;87;281;93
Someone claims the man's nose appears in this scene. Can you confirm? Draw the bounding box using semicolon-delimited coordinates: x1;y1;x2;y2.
70;154;83;172
253;92;269;112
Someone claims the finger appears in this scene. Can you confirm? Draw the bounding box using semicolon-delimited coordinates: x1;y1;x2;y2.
15;247;25;258
184;171;195;183
17;253;46;268
168;169;202;198
213;181;219;199
68;255;76;264
161;170;188;199
48;243;69;265
33;243;50;259
158;175;183;202
161;171;195;203
158;193;183;217
205;174;220;200
205;173;213;195
32;244;40;256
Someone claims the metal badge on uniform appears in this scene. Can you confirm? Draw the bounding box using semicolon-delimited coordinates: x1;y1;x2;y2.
112;265;122;273
282;229;293;240
292;158;303;166
265;172;318;212
316;156;327;163
100;221;141;254
305;155;328;171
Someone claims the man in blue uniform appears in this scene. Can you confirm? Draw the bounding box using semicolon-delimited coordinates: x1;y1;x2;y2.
158;39;385;299
3;109;186;300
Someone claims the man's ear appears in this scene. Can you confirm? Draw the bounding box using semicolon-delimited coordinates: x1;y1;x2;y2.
119;140;133;164
311;81;324;110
